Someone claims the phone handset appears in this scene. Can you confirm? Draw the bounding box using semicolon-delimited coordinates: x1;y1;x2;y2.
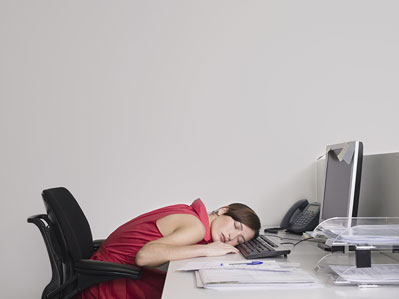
280;199;309;229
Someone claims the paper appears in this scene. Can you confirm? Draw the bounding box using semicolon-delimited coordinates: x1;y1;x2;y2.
202;282;322;290
318;142;355;165
337;225;399;245
330;264;399;284
198;268;317;285
178;260;280;271
336;142;355;164
194;268;321;290
178;260;301;271
315;224;399;246
182;260;317;290
194;271;204;288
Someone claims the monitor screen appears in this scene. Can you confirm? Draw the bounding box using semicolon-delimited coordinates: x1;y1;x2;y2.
320;141;363;223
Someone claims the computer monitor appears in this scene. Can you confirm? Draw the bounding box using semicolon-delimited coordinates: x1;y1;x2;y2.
319;141;363;223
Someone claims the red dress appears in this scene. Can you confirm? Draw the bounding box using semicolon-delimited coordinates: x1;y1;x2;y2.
77;199;211;299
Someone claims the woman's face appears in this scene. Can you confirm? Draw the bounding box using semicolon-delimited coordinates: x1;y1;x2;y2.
210;210;255;246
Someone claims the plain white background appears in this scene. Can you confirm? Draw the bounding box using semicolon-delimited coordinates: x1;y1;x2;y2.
1;1;398;297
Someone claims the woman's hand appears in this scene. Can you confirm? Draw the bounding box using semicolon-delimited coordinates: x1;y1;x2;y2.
205;241;239;257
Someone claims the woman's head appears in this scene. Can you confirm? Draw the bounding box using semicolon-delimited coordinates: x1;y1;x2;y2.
209;203;261;246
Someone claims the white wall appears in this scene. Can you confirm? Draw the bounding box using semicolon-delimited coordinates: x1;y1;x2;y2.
1;1;398;297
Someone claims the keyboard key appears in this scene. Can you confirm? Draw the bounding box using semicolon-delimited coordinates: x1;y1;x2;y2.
236;235;291;259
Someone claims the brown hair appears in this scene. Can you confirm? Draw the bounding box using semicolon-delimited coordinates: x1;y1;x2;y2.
223;203;261;239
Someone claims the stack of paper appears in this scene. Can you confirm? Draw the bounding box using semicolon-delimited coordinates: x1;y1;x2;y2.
314;224;399;245
178;261;320;290
337;225;399;245
329;264;399;285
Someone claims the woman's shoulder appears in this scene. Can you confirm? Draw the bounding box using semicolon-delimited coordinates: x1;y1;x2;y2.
156;213;206;238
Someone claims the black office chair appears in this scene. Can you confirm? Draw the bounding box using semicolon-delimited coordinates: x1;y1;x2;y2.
28;187;141;299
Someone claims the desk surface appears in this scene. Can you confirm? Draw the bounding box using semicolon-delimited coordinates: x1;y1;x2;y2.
162;232;398;299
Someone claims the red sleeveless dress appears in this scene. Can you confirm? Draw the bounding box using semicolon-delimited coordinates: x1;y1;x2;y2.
76;199;211;299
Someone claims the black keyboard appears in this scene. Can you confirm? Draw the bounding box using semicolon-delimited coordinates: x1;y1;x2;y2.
236;235;291;259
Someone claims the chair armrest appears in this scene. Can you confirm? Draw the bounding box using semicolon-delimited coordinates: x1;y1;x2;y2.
93;239;105;252
27;214;50;227
75;259;142;280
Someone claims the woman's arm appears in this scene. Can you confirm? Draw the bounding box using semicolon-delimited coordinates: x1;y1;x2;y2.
135;215;238;267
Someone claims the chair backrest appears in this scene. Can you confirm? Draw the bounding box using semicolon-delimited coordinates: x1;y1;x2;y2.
42;187;94;262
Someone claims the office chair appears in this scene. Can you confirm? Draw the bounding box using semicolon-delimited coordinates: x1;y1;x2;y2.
28;187;141;299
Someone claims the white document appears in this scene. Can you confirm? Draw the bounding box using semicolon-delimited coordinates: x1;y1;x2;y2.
198;268;317;285
178;260;300;271
194;271;204;288
194;269;321;290
330;264;399;284
203;282;322;290
337;225;399;245
318;224;399;245
178;260;279;271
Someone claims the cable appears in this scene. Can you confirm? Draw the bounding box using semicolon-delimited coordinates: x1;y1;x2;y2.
293;237;326;247
281;237;303;241
280;242;295;245
293;238;313;246
281;237;325;247
263;234;325;247
263;234;284;239
263;234;301;241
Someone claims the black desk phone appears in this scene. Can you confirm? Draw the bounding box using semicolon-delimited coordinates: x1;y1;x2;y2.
280;199;320;234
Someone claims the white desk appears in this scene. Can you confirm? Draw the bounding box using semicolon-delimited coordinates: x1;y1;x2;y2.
162;232;398;299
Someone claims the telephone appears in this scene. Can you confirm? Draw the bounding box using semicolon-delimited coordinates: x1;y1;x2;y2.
280;199;320;234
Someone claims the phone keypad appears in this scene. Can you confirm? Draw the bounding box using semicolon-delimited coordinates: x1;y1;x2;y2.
293;210;316;227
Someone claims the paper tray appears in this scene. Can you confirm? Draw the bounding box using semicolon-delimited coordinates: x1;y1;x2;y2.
312;217;399;285
312;217;399;250
314;251;399;286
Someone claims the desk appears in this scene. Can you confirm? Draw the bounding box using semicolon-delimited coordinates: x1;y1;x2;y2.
162;232;398;299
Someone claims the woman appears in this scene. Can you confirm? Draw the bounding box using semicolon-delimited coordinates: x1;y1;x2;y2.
77;198;261;299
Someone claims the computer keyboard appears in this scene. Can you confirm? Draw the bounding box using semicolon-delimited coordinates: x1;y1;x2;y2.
236;235;291;259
